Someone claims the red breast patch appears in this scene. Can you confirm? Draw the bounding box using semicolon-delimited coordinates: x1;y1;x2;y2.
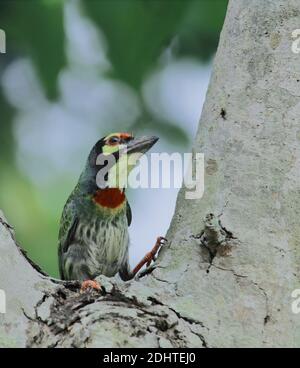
93;188;125;209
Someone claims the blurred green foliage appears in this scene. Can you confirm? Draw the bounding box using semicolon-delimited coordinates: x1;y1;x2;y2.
85;0;189;88
0;0;228;276
0;0;65;99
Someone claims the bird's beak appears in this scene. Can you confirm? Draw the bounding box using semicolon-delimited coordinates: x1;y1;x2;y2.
125;136;159;155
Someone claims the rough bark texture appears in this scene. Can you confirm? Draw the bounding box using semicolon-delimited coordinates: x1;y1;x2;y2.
1;0;300;347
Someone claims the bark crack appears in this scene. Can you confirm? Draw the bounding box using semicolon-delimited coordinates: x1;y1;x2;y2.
25;278;207;347
209;265;270;328
210;264;248;279
148;296;208;347
251;282;270;326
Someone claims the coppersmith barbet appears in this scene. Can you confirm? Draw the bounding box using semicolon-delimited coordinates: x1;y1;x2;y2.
58;132;165;291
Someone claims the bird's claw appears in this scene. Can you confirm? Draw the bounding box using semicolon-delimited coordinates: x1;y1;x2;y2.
145;236;167;267
80;280;102;293
136;264;156;279
131;236;167;277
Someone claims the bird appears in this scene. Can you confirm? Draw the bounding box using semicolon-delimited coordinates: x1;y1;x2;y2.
58;132;166;292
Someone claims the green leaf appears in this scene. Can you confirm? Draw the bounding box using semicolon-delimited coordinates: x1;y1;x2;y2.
0;0;66;99
0;89;14;163
177;0;229;60
84;0;192;89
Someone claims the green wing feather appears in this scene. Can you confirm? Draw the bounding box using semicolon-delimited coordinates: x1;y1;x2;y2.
58;196;78;255
58;196;79;279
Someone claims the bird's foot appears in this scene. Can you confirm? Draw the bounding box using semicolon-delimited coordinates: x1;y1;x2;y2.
80;279;102;293
132;236;167;276
145;236;167;267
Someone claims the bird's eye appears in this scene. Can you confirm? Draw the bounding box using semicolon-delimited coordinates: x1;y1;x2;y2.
108;136;120;145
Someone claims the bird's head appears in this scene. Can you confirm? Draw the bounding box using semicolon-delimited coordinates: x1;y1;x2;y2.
80;132;159;192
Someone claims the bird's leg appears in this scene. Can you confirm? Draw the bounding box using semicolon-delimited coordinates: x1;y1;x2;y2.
131;236;167;277
80;279;102;293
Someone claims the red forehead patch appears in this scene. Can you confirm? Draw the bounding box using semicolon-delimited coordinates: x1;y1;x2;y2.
119;133;132;140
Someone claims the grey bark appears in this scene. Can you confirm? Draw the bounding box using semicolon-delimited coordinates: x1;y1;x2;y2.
1;0;300;347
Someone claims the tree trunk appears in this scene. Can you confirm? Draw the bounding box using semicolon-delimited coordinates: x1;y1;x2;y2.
1;0;300;347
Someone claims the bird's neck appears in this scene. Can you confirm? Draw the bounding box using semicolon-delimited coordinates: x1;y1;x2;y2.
92;188;126;209
77;154;127;210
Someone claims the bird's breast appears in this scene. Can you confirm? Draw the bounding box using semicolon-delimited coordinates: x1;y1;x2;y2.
76;214;129;277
